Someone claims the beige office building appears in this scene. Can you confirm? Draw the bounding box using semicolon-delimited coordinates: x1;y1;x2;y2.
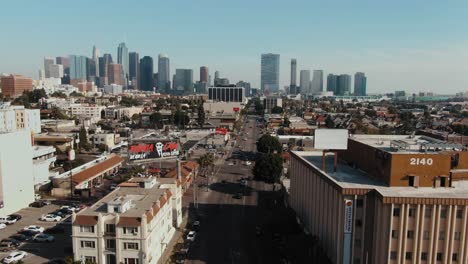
290;135;468;264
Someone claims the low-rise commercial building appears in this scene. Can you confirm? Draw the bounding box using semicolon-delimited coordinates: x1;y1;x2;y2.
290;135;468;264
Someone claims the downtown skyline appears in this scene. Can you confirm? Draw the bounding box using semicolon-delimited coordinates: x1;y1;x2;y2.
1;0;468;94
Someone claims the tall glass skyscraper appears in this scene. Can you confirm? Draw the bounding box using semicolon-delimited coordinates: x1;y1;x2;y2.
139;56;154;91
261;53;280;93
129;52;140;89
311;70;324;94
69;55;87;80
327;74;338;94
354;72;367;96
300;70;311;95
117;42;129;85
174;69;193;94
157;54;170;92
337;74;351;95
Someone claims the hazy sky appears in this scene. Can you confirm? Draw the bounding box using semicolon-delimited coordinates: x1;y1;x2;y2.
1;0;468;94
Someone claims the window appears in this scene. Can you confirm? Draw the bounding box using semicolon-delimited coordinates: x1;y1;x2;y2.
80;240;96;248
124;258;139;264
457;209;463;219
105;224;116;234
421;252;428;261
437;253;443;261
405;252;413;260
439;231;445;240
106;239;116;249
85;256;96;262
390;251;397;260
123;242;139;250
407;230;414;239
423;231;430;240
392;230;398;239
441;208;447;218
80;225;95;233
408;208;416;217
393;207;401;217
356;199;364;208
453;253;458;262
425;208;432;218
455;232;461;240
123;227;138;234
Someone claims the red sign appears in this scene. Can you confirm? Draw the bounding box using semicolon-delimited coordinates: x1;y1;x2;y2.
215;128;228;135
233;107;240;112
129;144;154;153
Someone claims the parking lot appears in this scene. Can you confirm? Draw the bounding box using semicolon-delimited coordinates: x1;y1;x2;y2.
0;203;73;263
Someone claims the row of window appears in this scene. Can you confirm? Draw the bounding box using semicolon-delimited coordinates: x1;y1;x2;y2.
82;240;139;250
390;251;459;262
393;207;464;219
82;256;139;264
392;230;462;240
80;225;138;235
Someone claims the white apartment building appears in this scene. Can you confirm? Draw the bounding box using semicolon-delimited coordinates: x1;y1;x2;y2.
92;133;119;150
32;145;57;186
103;84;123;95
104;107;143;120
71;104;106;119
72;177;178;264
0;103;41;133
48;64;64;78
0;130;35;215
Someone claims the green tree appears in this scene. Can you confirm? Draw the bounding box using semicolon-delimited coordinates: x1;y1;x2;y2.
253;153;283;183
78;125;90;151
51;91;67;98
173;109;189;129
197;153;215;176
256;134;282;154
69;91;84;97
120;96;139;107
149;112;164;129
283;117;291;127
271;106;283;114
97;143;108;152
197;103;205;128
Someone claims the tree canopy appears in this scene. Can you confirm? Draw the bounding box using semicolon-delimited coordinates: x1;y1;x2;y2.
252;153;283;183
256;134;282;154
271;106;283;114
197;103;205;128
149;112;164;129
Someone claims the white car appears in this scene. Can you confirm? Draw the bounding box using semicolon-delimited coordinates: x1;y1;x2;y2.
60;205;80;212
41;214;61;222
0;223;6;230
245;161;252;166
23;225;45;233
186;231;196;242
228;162;234;166
240;180;248;186
2;251;27;263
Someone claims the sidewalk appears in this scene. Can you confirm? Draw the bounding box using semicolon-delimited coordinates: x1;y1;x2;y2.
160;209;189;264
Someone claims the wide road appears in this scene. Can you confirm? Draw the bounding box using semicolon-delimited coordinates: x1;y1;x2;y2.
185;115;272;264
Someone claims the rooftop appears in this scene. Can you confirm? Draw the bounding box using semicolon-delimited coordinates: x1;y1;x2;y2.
294;151;468;199
72;154;124;186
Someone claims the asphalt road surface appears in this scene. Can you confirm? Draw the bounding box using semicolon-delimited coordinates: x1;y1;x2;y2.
184;115;280;264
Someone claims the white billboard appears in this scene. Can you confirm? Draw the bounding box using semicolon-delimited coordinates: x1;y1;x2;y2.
314;129;348;150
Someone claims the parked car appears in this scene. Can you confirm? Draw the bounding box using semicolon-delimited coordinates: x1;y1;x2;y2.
33;233;55;243
2;251;27;263
0;217;15;225
0;224;6;230
192;221;200;230
240;179;248;186
0;239;20;252
61;204;80;212
59;217;72;226
23;225;45;233
186;231;196;242
245;161;252;166
29;201;47;208
17;230;36;239
7;215;21;223
40;214;61;222
9;234;31;242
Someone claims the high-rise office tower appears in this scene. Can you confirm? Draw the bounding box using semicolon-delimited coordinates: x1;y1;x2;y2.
327;74;338;94
354;72;367;96
43;57;55;78
139;56;154;91
92;46;100;77
129;52;140;89
117;42;129;86
311;70;324;94
261;53;280;92
157;54;170;92
56;56;69;76
299;70;311;95
214;71;220;84
200;66;208;83
69;55;87;80
337;74;351;96
289;59;298;94
236;81;251;97
174;69;193;94
49;64;64;78
107;63;124;86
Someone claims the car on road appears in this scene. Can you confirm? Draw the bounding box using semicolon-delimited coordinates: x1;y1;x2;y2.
245;161;252;166
192;221;200;230
240;179;248;186
33;233;55;243
40;214;62;222
186;231;196;241
23;225;45;233
29;201;47;208
2;251;27;263
228;162;234;166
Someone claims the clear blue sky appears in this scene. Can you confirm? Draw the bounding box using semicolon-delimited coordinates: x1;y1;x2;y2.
1;0;468;94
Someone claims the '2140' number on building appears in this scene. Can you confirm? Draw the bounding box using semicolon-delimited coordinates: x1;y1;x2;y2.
410;158;433;166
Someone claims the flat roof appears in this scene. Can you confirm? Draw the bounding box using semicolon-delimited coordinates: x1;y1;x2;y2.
294;151;468;199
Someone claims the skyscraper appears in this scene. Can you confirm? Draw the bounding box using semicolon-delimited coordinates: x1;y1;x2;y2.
157;54;170;92
174;69;193;94
117;42;129;86
69;55;87;80
92;46;99;77
289;59;298;94
311;70;324;94
337;74;351;95
200;66;208;83
354;72;367;96
129;52;140;89
261;53;280;93
139;56;154;91
299;70;311;95
49;64;64;78
43;57;55;78
236;81;251;97
107;63;124;86
327;74;338;94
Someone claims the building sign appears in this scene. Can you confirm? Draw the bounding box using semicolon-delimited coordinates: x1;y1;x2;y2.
215;128;228;135
344;200;353;233
410;158;433;166
129;142;180;160
233;107;240;112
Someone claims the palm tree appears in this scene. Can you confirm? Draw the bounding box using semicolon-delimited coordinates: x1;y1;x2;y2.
197;153;215;177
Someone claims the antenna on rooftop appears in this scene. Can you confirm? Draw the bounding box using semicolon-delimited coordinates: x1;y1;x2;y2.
409;131;416;139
